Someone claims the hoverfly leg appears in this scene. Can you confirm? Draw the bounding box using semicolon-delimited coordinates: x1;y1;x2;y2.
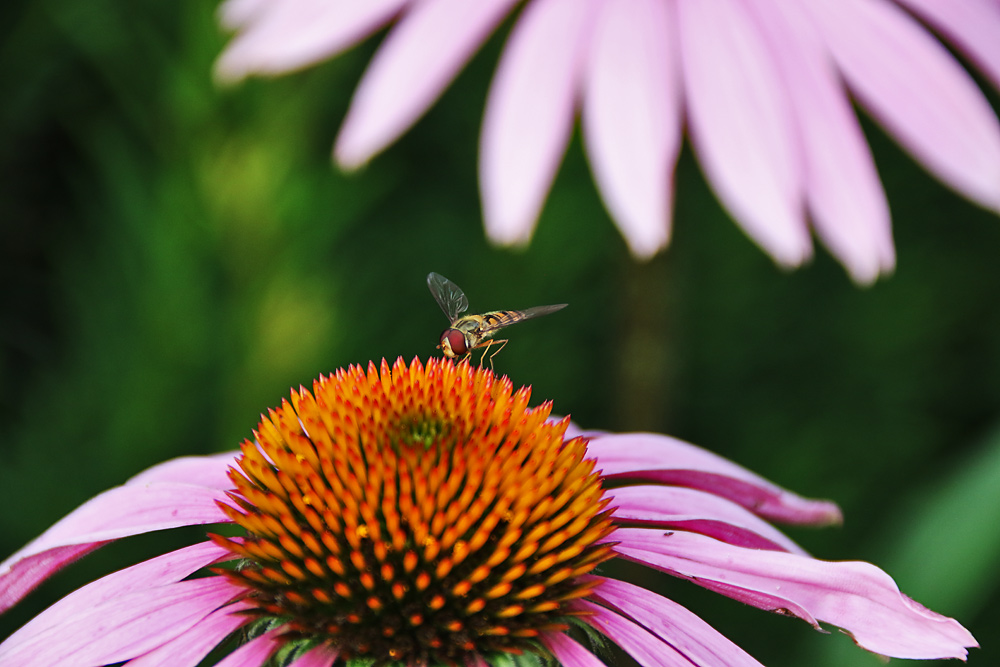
485;339;508;370
477;340;493;368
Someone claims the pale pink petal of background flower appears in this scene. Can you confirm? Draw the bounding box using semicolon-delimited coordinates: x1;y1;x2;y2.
540;631;607;667
584;576;764;666
216;0;410;80
896;0;1000;90
214;627;284;667
749;1;894;284
127;601;254;667
606;485;809;554
480;0;597;245
615;528;978;660
0;577;240;665
586;432;843;525
0;483;229;612
676;0;810;267
335;0;520;168
808;0;1000;213
582;0;680;258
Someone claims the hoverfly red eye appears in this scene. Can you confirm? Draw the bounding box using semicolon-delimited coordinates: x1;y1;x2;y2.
441;329;468;356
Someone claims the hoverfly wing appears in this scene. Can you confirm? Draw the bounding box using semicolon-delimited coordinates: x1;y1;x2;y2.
516;304;568;321
477;303;568;336
427;272;470;323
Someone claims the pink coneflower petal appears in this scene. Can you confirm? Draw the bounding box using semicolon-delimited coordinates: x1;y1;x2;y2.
215;0;409;82
0;577;241;665
896;0;1000;91
540;631;606;667
749;2;894;284
607;485;808;555
126;600;254;667
289;643;342;667
585;432;843;525
0;482;229;612
1;541;231;651
480;0;597;246
615;528;978;660
808;0;1000;213
676;0;810;267
579;596;697;666
217;0;270;30
335;0;519;168
214;628;284;667
126;452;238;488
581;0;680;259
584;576;763;666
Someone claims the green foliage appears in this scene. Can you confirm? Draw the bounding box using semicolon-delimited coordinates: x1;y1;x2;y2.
1;0;998;664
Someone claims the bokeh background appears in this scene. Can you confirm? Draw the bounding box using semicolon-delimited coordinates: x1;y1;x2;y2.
2;2;999;665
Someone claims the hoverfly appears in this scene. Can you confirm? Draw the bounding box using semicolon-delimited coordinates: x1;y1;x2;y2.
427;272;567;367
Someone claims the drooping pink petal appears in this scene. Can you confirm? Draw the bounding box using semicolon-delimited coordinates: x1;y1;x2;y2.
215;0;410;82
675;0;811;267
895;0;1000;92
606;485;807;554
585;431;843;525
576;594;702;666
747;1;894;284
480;0;598;246
214;627;285;667
0;483;230;612
126;600;254;667
126;452;239;488
582;576;764;666
1;541;232;649
335;0;520;168
0;577;242;665
807;0;1000;213
540;630;607;667
614;528;978;660
581;0;681;258
290;643;342;667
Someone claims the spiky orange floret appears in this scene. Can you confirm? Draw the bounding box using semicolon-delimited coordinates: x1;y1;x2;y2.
213;357;616;664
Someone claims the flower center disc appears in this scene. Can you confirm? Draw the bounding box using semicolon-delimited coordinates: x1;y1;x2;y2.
215;358;616;664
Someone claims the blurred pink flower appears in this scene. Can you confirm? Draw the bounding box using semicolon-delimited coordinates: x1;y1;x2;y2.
216;0;1000;283
0;359;978;664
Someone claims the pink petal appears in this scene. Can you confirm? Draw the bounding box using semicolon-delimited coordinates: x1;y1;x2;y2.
676;0;811;267
1;541;232;648
585;431;843;525
807;0;1000;213
215;0;410;82
0;577;242;665
480;0;598;246
127;600;254;667
607;485;808;554
126;452;239;488
614;528;978;660
335;0;520;168
896;0;1000;92
747;2;894;284
0;483;230;612
215;628;285;667
218;0;270;30
290;643;342;667
539;631;607;667
582;576;763;666
581;0;681;258
576;595;697;666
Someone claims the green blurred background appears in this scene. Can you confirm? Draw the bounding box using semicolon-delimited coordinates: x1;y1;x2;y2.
2;2;999;665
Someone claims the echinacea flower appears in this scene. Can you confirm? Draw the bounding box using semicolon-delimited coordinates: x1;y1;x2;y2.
215;0;1000;284
0;358;977;665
